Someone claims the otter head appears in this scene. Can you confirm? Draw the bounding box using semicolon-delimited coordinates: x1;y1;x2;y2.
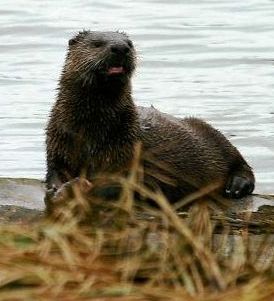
64;30;136;87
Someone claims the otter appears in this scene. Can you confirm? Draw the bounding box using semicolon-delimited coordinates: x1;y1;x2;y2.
46;30;139;190
45;30;255;207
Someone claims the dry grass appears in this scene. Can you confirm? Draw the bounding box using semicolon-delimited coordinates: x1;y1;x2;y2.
1;167;274;300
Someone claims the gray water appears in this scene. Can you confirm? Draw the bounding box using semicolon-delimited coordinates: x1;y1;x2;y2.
0;0;273;193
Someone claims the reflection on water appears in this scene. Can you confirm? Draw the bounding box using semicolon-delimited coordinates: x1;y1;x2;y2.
0;0;273;193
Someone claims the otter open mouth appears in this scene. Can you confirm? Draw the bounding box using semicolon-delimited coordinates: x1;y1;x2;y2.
107;66;125;75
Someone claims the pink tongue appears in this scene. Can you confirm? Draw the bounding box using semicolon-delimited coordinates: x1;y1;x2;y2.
108;66;124;75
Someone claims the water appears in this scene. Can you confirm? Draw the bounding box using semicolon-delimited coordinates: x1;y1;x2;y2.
0;0;273;193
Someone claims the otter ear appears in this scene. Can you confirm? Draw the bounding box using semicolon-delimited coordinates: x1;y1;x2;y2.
68;30;90;46
68;37;78;46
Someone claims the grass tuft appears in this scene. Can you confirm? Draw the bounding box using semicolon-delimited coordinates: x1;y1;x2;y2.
1;169;274;300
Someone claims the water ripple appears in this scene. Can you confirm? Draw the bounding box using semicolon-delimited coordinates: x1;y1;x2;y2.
0;0;273;193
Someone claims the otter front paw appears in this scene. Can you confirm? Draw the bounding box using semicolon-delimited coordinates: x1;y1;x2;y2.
224;176;255;199
45;178;93;216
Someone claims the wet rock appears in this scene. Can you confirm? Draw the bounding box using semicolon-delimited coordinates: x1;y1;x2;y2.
0;177;273;227
0;177;45;210
0;178;45;223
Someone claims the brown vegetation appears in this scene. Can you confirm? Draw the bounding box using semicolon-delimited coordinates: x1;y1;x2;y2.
0;165;274;301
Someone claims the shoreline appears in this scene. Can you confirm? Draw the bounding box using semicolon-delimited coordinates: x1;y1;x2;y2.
0;177;273;228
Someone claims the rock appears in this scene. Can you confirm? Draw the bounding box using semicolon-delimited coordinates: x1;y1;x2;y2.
0;178;45;223
0;177;273;227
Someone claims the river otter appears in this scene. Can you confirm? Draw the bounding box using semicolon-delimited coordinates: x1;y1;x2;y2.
45;30;255;208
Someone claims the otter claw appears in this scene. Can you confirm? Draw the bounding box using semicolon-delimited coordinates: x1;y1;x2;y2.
224;176;254;199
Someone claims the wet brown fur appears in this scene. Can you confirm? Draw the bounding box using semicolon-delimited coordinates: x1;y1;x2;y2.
46;30;255;203
139;106;254;199
46;30;139;189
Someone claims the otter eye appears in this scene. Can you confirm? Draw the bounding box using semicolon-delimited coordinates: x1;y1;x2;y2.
127;40;133;48
93;40;105;48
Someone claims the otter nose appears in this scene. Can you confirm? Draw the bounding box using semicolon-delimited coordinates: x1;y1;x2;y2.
110;43;130;55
